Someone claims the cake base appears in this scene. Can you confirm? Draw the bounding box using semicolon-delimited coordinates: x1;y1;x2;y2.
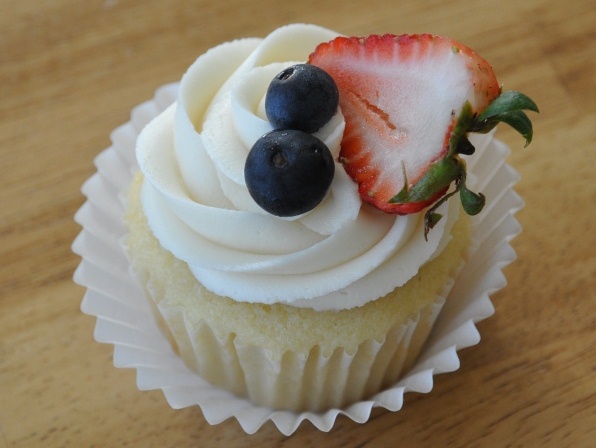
125;173;470;411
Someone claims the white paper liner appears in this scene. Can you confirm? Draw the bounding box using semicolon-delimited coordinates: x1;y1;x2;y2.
72;83;523;435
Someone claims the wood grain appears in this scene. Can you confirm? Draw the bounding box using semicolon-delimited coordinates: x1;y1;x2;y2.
1;0;594;446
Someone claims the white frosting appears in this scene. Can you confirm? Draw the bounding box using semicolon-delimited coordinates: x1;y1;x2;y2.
136;24;464;311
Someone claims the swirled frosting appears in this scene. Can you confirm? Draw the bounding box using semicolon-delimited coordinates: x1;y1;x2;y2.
136;23;462;311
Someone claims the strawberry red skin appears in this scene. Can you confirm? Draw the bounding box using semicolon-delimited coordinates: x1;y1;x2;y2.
309;34;500;215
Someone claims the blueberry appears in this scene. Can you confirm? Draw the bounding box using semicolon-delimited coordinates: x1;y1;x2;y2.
265;64;339;133
245;130;335;217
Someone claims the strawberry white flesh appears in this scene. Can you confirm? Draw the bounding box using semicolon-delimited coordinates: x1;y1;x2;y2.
309;34;500;214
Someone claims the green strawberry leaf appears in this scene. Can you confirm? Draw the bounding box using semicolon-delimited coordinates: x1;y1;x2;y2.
427;212;443;228
472;90;538;146
459;182;486;215
391;163;411;203
456;134;476;155
476;90;539;121
389;156;462;204
422;181;461;240
495;110;534;146
448;101;475;157
424;212;444;239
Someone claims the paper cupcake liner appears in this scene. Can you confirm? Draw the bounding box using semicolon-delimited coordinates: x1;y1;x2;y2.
72;83;523;435
148;280;447;412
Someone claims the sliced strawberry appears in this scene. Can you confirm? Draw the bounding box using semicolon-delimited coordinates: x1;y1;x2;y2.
308;34;501;216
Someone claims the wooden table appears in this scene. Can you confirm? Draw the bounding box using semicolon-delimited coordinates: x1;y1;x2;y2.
1;0;594;446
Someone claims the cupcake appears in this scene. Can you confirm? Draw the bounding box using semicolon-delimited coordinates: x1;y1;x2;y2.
75;23;537;429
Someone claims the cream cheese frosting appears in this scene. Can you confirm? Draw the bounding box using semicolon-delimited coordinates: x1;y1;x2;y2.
136;23;466;311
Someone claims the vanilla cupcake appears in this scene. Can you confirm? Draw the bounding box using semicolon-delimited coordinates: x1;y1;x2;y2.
122;24;537;412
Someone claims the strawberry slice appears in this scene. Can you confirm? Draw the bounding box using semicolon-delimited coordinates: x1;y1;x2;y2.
309;34;538;236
